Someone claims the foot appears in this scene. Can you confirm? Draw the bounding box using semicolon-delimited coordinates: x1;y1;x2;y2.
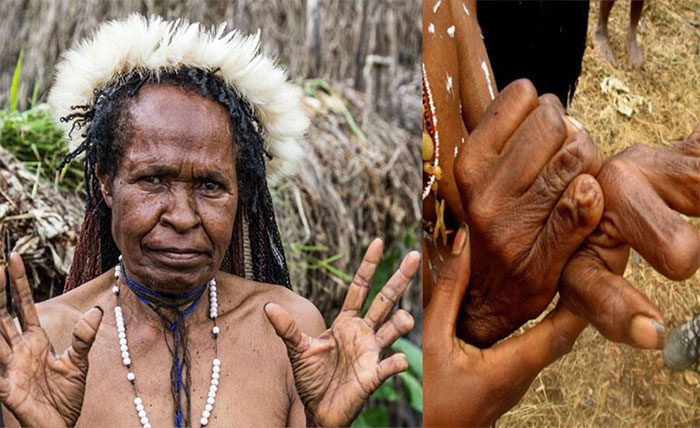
593;26;617;67
626;31;644;69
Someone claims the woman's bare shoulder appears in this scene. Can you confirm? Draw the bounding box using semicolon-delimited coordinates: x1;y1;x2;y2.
217;271;326;336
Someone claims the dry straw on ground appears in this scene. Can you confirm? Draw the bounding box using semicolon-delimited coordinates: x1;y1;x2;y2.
501;0;700;426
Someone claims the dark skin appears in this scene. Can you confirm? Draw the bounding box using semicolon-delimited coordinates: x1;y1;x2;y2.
0;84;419;427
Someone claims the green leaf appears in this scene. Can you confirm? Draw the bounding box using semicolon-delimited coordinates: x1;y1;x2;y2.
399;371;423;413
371;379;400;402
10;50;23;112
391;337;422;378
351;406;389;428
30;80;40;108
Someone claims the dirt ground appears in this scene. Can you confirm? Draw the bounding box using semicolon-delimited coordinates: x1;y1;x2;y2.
500;0;700;426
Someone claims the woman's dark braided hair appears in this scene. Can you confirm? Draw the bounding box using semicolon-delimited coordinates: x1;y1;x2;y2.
61;66;291;291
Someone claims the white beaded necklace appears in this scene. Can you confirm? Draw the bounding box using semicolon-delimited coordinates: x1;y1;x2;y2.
112;260;221;427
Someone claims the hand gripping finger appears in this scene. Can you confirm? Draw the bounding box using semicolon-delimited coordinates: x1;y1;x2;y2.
376;309;415;349
364;251;420;330
341;238;383;315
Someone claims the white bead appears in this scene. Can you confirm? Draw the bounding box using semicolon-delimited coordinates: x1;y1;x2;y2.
212;365;220;373
212;326;220;335
118;332;126;340
123;357;131;365
205;404;213;412
202;410;211;418
200;417;209;426
138;410;147;418
121;351;130;359
119;338;127;346
212;372;219;380
136;403;144;412
127;372;135;381
207;397;215;405
119;255;123;262
120;344;129;353
210;313;217;320
209;384;217;393
134;397;142;405
115;306;122;313
117;325;125;334
144;424;151;428
112;285;119;294
140;416;149;425
208;390;216;399
213;358;221;366
212;378;219;386
210;285;217;293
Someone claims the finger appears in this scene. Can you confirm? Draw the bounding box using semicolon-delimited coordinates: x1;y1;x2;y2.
492;303;587;385
600;162;700;280
526;174;604;291
0;265;19;347
539;93;565;116
376;309;415;349
376;353;409;383
8;253;40;331
66;306;103;370
363;251;420;330
644;138;700;216
264;302;310;355
341;238;383;315
465;79;539;157
560;251;665;349
424;225;471;347
492;104;568;195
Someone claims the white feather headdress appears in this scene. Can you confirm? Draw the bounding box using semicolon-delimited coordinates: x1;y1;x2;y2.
48;13;307;179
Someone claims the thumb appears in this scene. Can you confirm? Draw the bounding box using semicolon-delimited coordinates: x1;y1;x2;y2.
67;306;104;369
264;302;309;355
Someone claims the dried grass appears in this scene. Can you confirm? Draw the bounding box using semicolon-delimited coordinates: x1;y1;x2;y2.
500;0;700;426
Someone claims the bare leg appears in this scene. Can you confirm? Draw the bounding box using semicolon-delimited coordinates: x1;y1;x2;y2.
626;0;645;69
594;0;618;66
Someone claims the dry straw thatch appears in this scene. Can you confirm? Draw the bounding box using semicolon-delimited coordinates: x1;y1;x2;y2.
501;0;700;426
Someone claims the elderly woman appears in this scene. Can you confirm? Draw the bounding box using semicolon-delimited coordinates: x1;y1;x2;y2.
0;15;419;427
422;0;700;425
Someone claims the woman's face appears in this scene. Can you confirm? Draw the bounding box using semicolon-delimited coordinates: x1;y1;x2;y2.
99;84;238;291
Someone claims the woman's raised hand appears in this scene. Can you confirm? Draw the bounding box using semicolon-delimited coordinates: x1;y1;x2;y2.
264;239;419;427
0;252;103;427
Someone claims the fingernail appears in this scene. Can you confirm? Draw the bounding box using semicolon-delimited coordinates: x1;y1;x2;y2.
629;315;665;349
451;223;469;255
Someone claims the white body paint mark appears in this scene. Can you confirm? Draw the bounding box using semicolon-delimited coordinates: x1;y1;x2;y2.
446;73;453;94
461;137;465;145
463;3;471;16
481;60;495;100
454;146;459;157
447;25;456;38
428;22;435;34
433;0;442;13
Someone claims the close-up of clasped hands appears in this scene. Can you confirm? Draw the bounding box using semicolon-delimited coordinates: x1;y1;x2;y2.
0;0;698;427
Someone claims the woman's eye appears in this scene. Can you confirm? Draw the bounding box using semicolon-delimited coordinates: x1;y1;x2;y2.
142;176;162;185
202;181;222;193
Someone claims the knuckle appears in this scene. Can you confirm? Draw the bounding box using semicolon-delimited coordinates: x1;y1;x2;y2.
507;78;538;104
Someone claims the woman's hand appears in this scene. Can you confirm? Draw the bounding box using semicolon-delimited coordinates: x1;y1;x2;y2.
560;126;700;349
264;239;419;427
424;227;588;427
0;253;103;427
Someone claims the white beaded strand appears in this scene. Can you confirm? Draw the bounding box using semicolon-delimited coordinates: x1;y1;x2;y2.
113;265;220;428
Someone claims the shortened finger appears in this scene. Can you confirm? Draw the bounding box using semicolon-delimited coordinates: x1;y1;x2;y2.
264;302;309;354
376;353;409;383
376;309;415;349
364;251;420;329
8;253;40;331
341;238;383;315
67;306;104;369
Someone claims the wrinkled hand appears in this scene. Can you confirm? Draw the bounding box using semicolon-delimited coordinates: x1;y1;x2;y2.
264;239;419;427
424;226;587;427
561;126;700;349
0;253;103;427
453;79;604;347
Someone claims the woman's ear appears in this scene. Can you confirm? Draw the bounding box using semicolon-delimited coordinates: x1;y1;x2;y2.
96;167;114;208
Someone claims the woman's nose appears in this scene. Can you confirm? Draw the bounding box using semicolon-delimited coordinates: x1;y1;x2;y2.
159;186;201;232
